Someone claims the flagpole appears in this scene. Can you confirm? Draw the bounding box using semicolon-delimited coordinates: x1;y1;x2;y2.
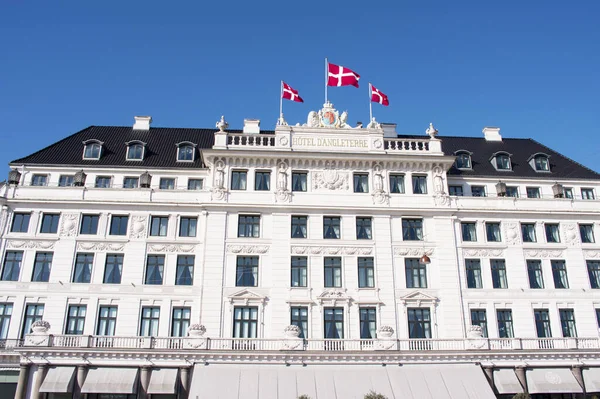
369;82;373;122
280;80;283;118
325;57;328;104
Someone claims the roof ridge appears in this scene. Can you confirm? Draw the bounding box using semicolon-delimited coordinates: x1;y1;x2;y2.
528;138;600;177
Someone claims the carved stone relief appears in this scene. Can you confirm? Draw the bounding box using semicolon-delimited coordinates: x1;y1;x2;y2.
7;240;55;250
148;244;196;253
59;213;79;237
77;242;126;252
291;246;373;255
393;247;434;257
313;162;349;191
523;249;564;258
583;250;600;259
129;216;148;239
227;245;270;254
504;222;521;245
211;159;227;201
275;161;291;203
562;223;580;246
462;248;505;257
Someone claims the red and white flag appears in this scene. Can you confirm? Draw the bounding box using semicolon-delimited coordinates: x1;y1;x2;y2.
370;84;389;106
282;82;304;103
327;62;360;88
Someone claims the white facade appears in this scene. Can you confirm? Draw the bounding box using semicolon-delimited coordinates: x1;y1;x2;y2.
1;104;600;399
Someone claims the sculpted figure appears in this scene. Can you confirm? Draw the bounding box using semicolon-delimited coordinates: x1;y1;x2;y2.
214;160;225;189
306;111;319;127
373;165;384;192
277;162;288;190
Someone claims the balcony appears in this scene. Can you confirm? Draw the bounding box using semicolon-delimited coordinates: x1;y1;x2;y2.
0;339;23;353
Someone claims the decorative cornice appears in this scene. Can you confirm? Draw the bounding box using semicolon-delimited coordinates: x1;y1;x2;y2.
393;247;434;257
523;248;565;258
583;250;600;259
6;240;56;250
462;248;506;258
148;244;196;253
291;246;373;256
226;244;270;254
77;242;126;252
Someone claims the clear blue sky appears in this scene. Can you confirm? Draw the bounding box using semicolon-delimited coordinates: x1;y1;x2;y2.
1;1;599;173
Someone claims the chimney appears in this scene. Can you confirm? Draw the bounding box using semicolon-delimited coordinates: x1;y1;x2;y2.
483;126;502;141
243;119;260;134
381;123;397;138
133;116;152;130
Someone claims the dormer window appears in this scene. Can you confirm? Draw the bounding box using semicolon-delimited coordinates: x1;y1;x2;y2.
490;152;512;171
126;141;146;161
528;153;551;172
454;151;472;169
176;142;196;162
82;140;103;160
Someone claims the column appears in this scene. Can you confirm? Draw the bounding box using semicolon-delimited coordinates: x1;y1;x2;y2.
14;364;30;399
179;367;191;399
31;364;48;399
139;366;151;399
73;365;88;399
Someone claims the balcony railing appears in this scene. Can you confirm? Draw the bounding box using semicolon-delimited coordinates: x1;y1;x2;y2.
0;339;23;352
384;138;430;152
21;335;600;352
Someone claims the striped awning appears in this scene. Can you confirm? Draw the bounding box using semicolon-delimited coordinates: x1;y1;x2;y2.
81;367;139;394
39;367;76;393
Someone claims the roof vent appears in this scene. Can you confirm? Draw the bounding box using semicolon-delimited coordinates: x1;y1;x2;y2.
243;119;260;134
381;123;397;138
483;126;502;141
133;116;152;131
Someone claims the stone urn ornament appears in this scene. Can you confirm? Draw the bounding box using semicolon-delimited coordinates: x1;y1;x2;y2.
216;116;229;132
31;320;51;334
187;324;206;337
377;325;394;338
284;325;301;338
467;325;484;338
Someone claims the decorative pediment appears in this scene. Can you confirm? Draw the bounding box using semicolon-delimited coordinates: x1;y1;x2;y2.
317;289;351;306
400;291;439;307
228;289;267;305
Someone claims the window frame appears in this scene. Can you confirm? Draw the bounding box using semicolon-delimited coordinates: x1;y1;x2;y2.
407;308;431;339
471;185;486;197
581;188;595;200
0;303;13;340
254;170;271;191
32;252;53;282
144;254;165;285
179;217;198;238
291;256;307;288
109;215;129;236
150;216;169;237
356;217;372;240
580;224;595;243
470;309;488;337
140;306;160;336
455;152;472;169
533;155;550;172
496;309;514;338
405;258;427;288
171;307;191;337
291;215;308;239
358;257;375;288
103;253;124;284
389;174;405;194
589;260;600;289
231;170;248;190
551;260;569;289
526;187;541;199
187;178;204;191
491;259;508;289
72;253;94;284
359;307;377;339
493;153;512;171
505;186;519;198
126;143;145;161
80;214;100;235
21;304;44;338
175;255;194;286
238;215;260;238
176;143;196;162
159;177;176;190
65;305;87;335
10;213;31;233
83;141;102;160
94;176;112;189
31;174;48;187
559;309;577;338
534;308;552;338
1;251;23;281
323;216;341;239
236;256;259;287
58;175;75;187
448;185;463;196
465;259;483;289
521;223;537;243
411;175;427;194
291;171;308;192
526;260;544;289
96;306;117;336
402;218;423;241
485;222;502;242
291;306;308;338
40;213;60;234
461;222;477;242
545;223;561;243
353;173;369;193
123;177;139;189
324;257;342;288
324;307;344;339
233;306;258;338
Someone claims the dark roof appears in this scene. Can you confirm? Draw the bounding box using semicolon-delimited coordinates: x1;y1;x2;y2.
10;126;600;180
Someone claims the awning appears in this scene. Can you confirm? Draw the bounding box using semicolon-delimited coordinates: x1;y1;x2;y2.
493;369;523;394
583;368;600;393
39;367;76;393
526;368;583;394
81;367;139;394
189;363;495;399
147;368;179;394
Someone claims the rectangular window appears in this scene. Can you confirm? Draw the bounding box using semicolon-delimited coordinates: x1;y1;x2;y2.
526;187;541;198
291;216;307;238
150;216;169;237
485;222;502;242
159;178;175;190
80;215;99;235
521;223;537;243
323;216;341;239
448;185;463;196
353;173;369;193
97;306;117;336
402;219;423;241
236;256;258;287
145;255;165;285
412;175;427;194
95;176;112;188
233;306;258;338
465;259;482;289
356;217;372;239
360;308;377;339
1;251;23;281
238;215;260;238
545;224;560;243
0;303;13;339
589;261;600;289
171;307;191;337
40;213;60;234
179;217;197;237
73;253;93;283
497;309;514;338
564;188;574;199
291;257;307;287
123;177;139;189
65;305;87;335
176;255;194;285
255;171;271;191
581;188;595;200
527;260;544;289
491;259;508;289
506;186;519;198
405;258;427;288
32;252;53;282
324;257;342;288
11;213;30;233
551;260;569;289
324;307;344;339
231;171;247;190
103;254;123;284
292;172;307;192
140;307;160;336
461;222;477;242
408;308;431;338
21;304;44;338
470;309;488;338
580;224;595;243
31;174;48;186
291;307;308;338
58;175;74;187
358;257;375;288
109;215;129;236
559;309;577;338
471;185;486;197
389;174;405;194
534;309;552;338
187;179;204;191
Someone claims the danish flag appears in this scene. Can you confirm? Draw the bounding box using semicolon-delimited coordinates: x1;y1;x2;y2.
370;84;389;106
282;82;304;103
327;62;360;88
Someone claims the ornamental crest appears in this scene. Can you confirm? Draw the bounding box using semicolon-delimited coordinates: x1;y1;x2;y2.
305;102;352;129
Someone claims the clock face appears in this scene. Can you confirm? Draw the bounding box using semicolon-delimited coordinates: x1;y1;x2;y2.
321;111;338;127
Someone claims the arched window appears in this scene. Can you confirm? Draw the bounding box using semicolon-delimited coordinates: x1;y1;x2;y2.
176;142;196;162
82;140;103;160
454;151;472;169
529;153;550;172
126;141;146;161
490;152;512;171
